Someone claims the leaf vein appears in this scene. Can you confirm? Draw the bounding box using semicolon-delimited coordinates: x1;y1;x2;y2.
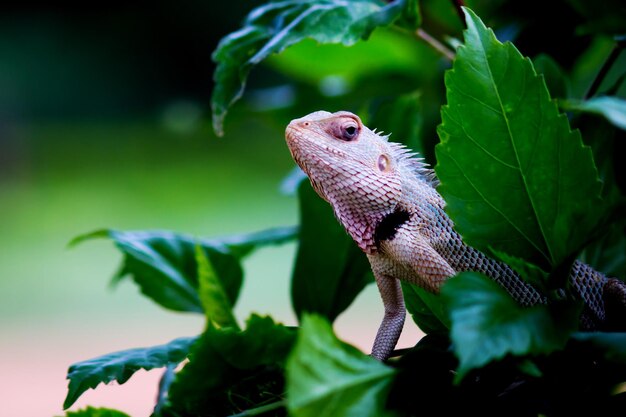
477;36;553;264
446;153;549;259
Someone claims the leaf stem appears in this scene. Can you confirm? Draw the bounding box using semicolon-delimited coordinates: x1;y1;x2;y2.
227;400;286;417
585;37;626;99
415;28;455;61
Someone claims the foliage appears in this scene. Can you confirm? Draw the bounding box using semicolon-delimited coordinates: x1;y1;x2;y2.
70;227;296;313
287;314;395;417
436;8;606;271
561;96;626;130
163;315;295;417
58;407;131;417
211;0;417;135
63;337;197;410
442;271;580;381
64;1;626;416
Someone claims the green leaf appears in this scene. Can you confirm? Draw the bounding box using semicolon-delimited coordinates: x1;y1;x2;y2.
442;272;579;382
63;336;197;409
195;244;239;329
204;226;298;259
580;223;626;279
572;332;626;363
58;407;131;417
401;281;448;334
291;181;373;322
267;28;425;86
287;314;395;417
165;315;295;417
435;8;605;270
574;116;624;201
79;229;240;313
561;97;626;131
211;0;408;135
72;227;295;313
533;54;570;99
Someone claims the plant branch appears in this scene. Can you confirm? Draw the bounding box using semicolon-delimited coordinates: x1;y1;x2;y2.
227;400;286;417
416;28;455;61
585;37;626;99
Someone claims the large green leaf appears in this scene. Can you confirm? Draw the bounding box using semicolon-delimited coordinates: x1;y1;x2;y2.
574;115;624;201
401;282;448;334
533;54;570;99
164;315;295;417
436;8;605;270
58;407;130;417
561;97;626;131
287;314;395;417
442;272;579;382
72;227;296;313
195;245;238;329
211;0;410;135
63;336;197;409
574;115;626;279
291;182;372;322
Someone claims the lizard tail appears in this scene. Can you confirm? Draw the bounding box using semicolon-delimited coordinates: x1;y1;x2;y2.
602;278;626;331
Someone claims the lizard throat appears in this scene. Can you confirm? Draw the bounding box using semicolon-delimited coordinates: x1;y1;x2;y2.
373;209;411;247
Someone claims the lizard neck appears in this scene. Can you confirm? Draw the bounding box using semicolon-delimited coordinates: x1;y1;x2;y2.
328;175;436;255
374;209;411;246
328;193;391;254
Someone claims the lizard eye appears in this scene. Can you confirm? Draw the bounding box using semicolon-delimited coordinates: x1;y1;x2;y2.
344;125;357;138
327;116;361;142
338;121;359;141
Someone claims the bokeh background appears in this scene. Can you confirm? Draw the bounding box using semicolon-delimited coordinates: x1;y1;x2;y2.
1;2;424;415
4;1;623;415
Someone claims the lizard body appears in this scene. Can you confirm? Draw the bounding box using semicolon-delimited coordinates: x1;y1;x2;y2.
285;110;626;360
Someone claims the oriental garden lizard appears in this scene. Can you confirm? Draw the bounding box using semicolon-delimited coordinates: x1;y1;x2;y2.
285;110;626;361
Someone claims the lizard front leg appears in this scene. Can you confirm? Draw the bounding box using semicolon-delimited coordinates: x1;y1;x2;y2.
368;263;406;361
368;228;456;360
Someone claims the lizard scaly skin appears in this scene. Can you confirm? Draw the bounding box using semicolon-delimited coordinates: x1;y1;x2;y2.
285;110;626;361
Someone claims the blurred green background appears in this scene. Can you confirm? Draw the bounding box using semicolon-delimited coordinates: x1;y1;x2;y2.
2;2;429;415
0;2;302;415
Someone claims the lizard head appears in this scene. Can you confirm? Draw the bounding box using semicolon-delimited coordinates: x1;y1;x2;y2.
285;110;434;253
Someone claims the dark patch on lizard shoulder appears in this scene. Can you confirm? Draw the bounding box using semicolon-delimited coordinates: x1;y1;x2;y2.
374;209;411;247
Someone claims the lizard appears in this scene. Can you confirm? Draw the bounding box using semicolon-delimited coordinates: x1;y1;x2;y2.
285;110;626;361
